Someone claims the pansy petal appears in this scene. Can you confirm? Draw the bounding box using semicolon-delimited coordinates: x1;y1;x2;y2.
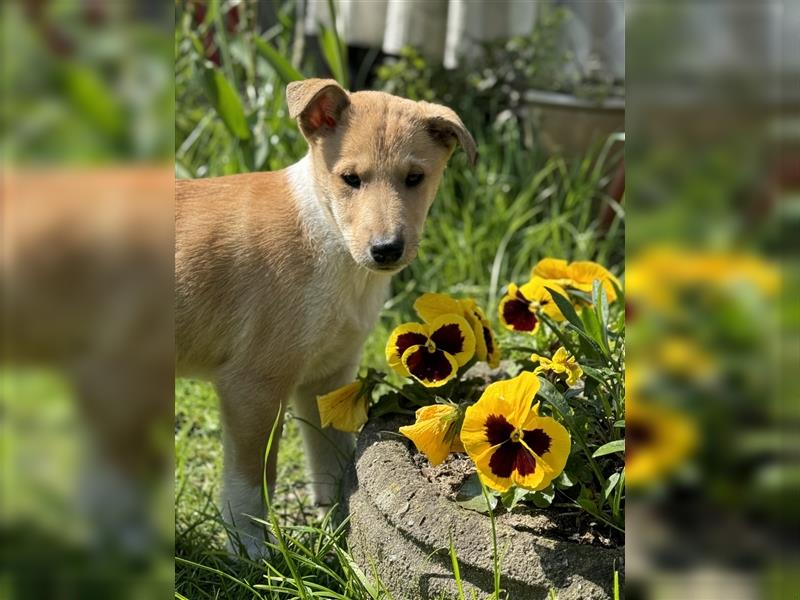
385;323;429;376
461;396;516;458
317;381;368;432
401;346;459;388
459;300;487;362
483;326;501;368
499;294;538;333
428;314;475;366
520;415;571;488
399;404;459;466
509;447;549;490
413;292;464;323
481;371;541;429
531;257;572;283
471;444;513;492
568;261;620;302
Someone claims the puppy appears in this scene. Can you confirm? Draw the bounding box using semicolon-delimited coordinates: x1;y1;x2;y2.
175;79;475;556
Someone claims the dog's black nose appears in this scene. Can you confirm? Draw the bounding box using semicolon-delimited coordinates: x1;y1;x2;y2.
370;237;405;265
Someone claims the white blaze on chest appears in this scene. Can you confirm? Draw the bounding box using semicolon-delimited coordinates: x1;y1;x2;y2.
286;155;391;372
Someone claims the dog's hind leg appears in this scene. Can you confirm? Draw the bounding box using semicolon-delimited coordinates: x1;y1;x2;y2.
216;370;290;558
292;365;358;510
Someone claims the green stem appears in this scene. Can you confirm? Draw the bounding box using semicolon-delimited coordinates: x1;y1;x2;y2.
481;483;502;598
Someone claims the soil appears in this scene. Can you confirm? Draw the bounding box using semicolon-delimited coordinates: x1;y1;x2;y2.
412;452;620;549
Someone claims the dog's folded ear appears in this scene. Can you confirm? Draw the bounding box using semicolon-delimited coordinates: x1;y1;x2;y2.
287;79;350;139
421;103;478;167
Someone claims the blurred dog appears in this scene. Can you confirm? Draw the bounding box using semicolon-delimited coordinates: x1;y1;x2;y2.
2;167;174;555
175;79;475;556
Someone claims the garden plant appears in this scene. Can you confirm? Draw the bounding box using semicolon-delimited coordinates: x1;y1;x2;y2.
175;2;625;598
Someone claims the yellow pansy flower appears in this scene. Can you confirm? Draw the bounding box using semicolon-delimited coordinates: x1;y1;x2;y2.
385;314;475;387
317;381;369;432
532;257;621;303
626;400;697;488
399;404;464;466
531;346;584;387
497;278;567;334
414;292;500;368
460;372;571;492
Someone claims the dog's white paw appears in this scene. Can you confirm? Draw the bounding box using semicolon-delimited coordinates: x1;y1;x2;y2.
225;528;274;561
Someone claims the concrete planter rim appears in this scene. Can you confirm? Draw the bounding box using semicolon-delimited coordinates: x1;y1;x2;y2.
344;415;623;600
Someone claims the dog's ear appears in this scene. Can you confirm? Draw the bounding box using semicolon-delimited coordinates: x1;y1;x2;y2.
421;103;477;166
287;79;350;139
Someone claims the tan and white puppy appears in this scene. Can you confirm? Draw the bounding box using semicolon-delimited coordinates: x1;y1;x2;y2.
175;79;475;556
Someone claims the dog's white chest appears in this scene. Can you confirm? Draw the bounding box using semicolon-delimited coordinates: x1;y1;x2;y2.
299;257;389;380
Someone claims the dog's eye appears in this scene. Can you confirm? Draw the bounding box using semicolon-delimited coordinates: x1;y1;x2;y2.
341;173;361;188
405;173;424;188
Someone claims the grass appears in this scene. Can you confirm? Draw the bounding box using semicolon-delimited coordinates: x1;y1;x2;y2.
174;2;624;598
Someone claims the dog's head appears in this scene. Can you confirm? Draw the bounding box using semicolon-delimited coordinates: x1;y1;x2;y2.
287;78;476;273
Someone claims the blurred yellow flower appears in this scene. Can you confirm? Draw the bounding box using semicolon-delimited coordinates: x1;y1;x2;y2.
385;314;475;387
399;404;464;466
317;381;369;432
498;278;567;334
414;292;500;368
658;337;717;380
461;372;571;492
531;347;583;387
626;247;780;311
532;258;621;303
626;400;697;488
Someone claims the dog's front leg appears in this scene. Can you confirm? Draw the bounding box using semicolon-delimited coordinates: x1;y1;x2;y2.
216;370;291;558
292;364;359;509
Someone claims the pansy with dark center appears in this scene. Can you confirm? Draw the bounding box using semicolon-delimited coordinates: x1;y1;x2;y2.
413;292;501;368
461;371;571;492
625;400;697;487
385;314;475;387
498;278;568;334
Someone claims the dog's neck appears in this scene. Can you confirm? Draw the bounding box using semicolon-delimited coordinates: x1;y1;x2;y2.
286;153;343;253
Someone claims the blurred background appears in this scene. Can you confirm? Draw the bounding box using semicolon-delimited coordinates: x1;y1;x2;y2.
626;1;798;598
2;1;174;598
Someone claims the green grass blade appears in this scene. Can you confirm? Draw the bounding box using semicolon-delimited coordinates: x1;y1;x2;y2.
202;66;251;141
253;35;304;84
593;439;625;458
319;26;348;86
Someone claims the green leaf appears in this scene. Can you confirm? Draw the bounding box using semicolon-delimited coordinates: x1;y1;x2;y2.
253;36;304;84
202;66;251;141
536;378;573;423
577;486;598;514
456;473;497;514
581;305;603;346
546;287;584;332
201;0;219;26
500;486;529;511
531;484;555;508
593;280;610;330
592;439;625;458
603;472;621;499
539;313;580;357
610;276;625;306
319;26;348;86
60;63;124;136
554;471;576;489
580;365;611;386
613;419;625;428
